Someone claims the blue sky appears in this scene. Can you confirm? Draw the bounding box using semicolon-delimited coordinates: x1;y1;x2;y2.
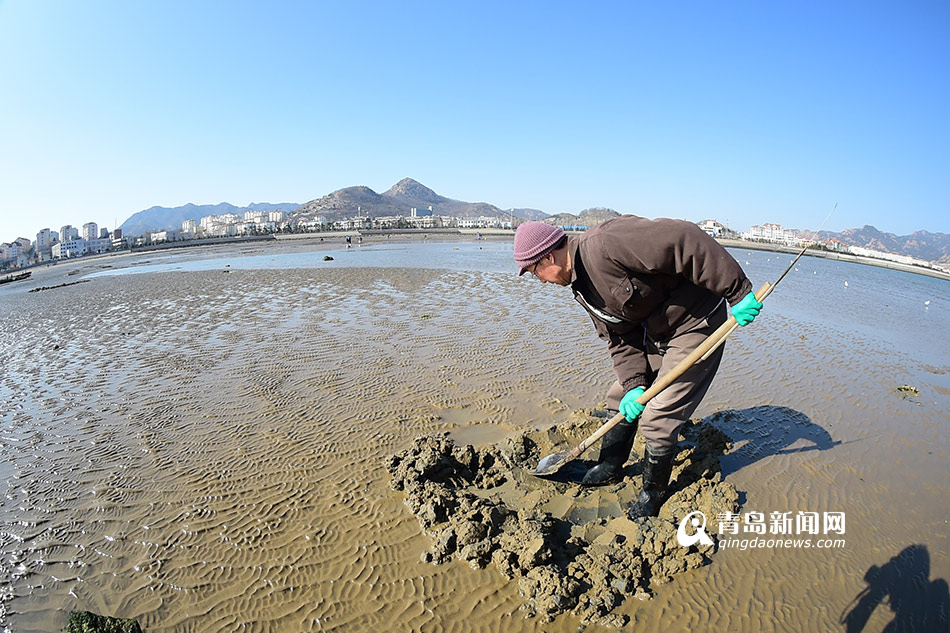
1;0;947;242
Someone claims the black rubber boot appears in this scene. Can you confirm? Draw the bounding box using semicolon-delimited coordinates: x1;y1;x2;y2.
627;446;675;518
580;415;637;486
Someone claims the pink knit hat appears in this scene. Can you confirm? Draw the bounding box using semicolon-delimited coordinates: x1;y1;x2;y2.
514;222;567;275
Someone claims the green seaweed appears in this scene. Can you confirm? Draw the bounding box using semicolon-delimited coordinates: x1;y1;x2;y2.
66;611;143;633
897;384;920;397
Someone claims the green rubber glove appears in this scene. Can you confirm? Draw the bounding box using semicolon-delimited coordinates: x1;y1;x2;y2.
731;291;763;326
619;386;647;423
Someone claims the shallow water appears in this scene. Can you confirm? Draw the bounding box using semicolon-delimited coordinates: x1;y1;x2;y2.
1;241;948;632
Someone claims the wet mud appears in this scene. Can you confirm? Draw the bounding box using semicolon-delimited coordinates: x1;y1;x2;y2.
2;242;949;633
389;409;739;627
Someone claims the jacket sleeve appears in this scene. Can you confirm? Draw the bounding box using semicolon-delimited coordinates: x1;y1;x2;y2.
606;218;753;305
606;326;651;392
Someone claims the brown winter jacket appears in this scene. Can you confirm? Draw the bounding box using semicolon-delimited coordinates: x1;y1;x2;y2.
568;215;753;391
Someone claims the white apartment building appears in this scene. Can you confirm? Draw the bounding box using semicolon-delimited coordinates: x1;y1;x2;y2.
333;217;372;230
82;222;99;242
199;213;242;237
458;216;503;229
0;242;17;262
182;219;197;234
36;228;52;254
268;210;287;223
698;219;737;238
52;238;87;258
299;218;326;231
1;240;33;267
745;223;797;244
848;246;931;267
373;216;403;229
405;215;442;229
86;237;112;253
60;225;80;241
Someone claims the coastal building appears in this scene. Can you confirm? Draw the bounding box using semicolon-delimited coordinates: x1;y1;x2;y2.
111;229;125;249
333;217;371;230
268;210;286;223
698;219;738;239
36;228;52;256
60;225;79;241
85;237;112;254
82;222;98;242
200;213;242;237
373;216;403;229
458;216;505;229
182;219;197;235
406;214;442;229
1;240;33;268
745;223;797;245
410;206;433;218
299;218;327;232
848;245;931;268
52;238;87;258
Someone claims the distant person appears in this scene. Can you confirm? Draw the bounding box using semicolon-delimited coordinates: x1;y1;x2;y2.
513;218;761;517
345;235;352;248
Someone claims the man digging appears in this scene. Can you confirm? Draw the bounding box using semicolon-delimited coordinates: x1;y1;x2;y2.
514;218;762;517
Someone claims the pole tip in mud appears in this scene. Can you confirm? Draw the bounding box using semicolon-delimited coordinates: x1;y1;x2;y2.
533;451;570;477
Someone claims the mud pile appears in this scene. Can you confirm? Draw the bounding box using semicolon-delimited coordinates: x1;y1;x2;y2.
388;408;740;627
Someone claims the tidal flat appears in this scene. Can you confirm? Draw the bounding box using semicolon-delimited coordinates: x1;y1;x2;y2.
1;239;948;632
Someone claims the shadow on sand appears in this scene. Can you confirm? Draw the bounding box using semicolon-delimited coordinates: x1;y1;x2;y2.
700;405;841;477
841;544;950;633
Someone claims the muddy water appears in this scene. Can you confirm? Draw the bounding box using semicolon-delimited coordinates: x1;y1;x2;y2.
1;241;948;632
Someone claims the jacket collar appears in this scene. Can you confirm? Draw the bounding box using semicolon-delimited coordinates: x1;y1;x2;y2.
567;235;581;285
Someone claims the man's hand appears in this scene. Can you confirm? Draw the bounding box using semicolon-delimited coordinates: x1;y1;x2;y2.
732;291;763;326
619;386;647;422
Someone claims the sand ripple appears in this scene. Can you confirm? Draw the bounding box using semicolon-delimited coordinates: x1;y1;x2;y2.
1;245;948;632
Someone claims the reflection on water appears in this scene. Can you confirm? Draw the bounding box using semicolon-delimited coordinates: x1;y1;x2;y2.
1;242;948;632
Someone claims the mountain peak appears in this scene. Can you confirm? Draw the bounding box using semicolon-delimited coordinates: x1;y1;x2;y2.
384;178;442;202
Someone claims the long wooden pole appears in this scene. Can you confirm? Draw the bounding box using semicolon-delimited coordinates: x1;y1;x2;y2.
538;281;770;472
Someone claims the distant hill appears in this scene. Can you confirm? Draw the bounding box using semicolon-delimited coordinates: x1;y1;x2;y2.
800;225;950;266
114;184;948;267
543;207;622;227
508;208;549;221
292;177;511;223
119;202;299;236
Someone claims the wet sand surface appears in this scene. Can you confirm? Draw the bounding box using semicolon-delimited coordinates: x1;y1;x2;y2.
1;240;948;632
